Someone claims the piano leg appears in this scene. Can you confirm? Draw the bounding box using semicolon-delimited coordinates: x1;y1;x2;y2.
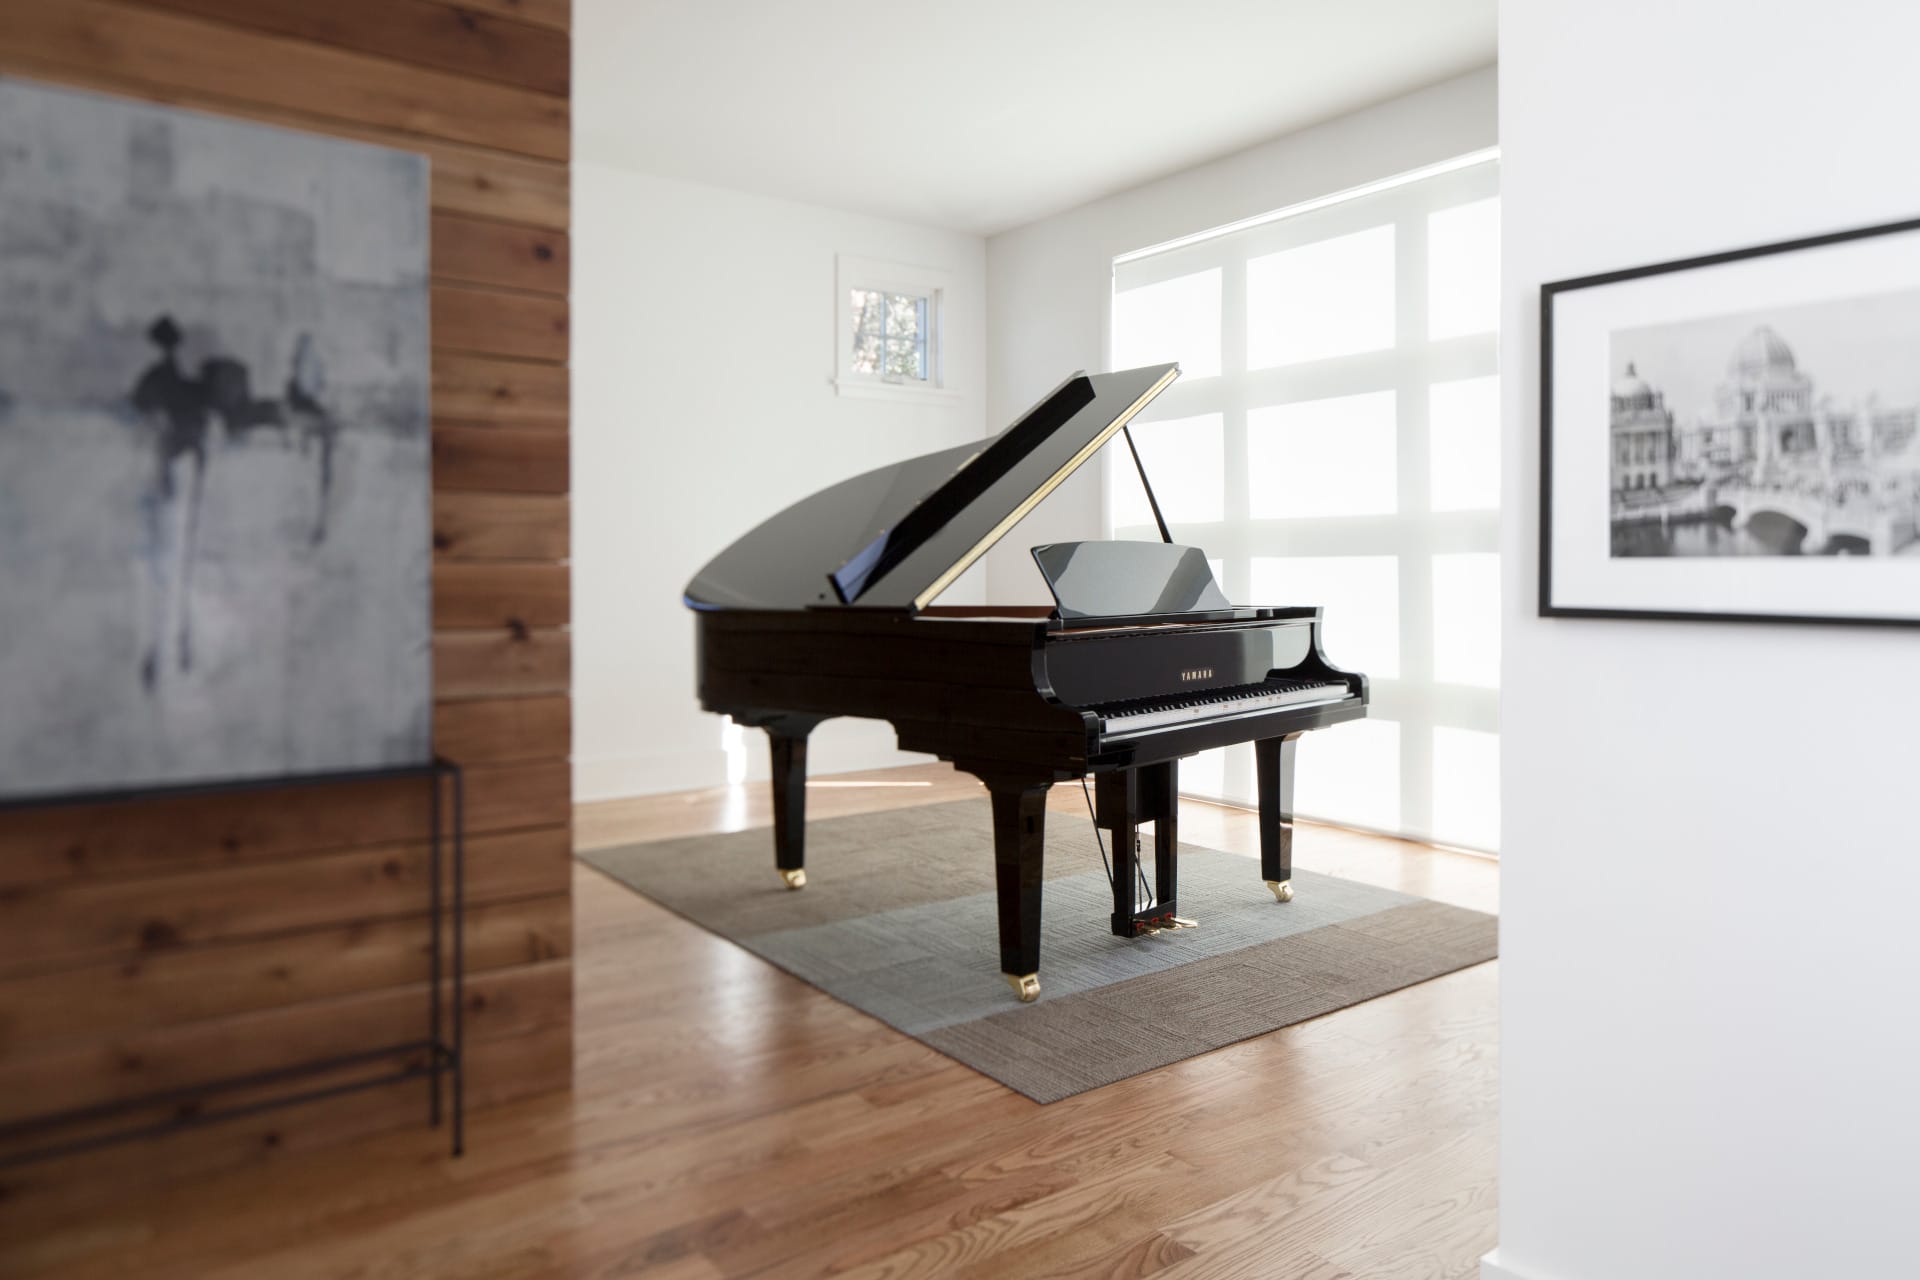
1256;733;1301;903
763;715;824;890
983;776;1050;1002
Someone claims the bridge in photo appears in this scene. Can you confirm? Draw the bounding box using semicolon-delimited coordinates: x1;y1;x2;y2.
1715;481;1911;555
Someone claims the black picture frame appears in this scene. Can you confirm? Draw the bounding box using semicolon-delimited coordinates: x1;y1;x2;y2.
1540;214;1920;627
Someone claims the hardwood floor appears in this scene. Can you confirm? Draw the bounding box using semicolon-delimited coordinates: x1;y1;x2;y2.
4;764;1498;1279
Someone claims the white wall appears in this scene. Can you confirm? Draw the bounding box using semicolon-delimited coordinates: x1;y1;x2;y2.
1489;6;1920;1279
572;164;986;800
981;67;1498;602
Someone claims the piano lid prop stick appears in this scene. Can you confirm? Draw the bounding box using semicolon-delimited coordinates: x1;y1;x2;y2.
1122;425;1174;545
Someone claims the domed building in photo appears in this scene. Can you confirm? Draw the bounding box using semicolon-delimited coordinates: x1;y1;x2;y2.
1692;324;1919;481
1608;362;1674;491
1704;325;1816;474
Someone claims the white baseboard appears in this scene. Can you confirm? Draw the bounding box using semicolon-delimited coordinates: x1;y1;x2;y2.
573;748;728;802
572;727;934;804
1481;1249;1566;1280
729;721;929;783
805;719;931;778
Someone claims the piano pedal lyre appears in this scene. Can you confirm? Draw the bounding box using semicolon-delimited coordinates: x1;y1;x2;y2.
780;868;807;890
1266;879;1293;903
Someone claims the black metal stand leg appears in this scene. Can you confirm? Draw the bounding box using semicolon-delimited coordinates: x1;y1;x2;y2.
765;716;823;890
984;777;1050;1002
429;767;443;1129
1256;734;1300;903
450;761;466;1158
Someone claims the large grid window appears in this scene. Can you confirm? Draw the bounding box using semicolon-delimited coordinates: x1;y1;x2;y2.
1108;155;1500;851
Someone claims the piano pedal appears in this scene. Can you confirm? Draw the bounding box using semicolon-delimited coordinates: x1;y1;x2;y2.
1132;914;1198;937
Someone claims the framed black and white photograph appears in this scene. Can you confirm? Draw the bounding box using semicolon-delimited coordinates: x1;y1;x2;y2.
1540;217;1920;625
0;78;433;802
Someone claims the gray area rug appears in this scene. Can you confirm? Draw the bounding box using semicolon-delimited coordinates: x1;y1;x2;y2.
581;799;1497;1103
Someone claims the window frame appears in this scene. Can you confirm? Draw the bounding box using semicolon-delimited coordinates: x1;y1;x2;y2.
834;254;954;403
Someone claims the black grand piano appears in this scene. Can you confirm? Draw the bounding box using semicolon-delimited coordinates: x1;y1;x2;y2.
686;363;1368;1002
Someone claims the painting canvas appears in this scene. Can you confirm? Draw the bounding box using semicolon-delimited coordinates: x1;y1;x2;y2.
0;78;432;802
1541;218;1920;625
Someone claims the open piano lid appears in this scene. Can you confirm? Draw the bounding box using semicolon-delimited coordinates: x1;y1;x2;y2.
684;363;1180;612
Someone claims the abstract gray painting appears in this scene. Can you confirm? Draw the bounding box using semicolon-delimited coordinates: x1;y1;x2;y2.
0;78;432;802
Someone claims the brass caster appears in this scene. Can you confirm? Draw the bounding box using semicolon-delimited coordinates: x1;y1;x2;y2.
780;868;807;890
1005;973;1040;1003
1266;879;1293;903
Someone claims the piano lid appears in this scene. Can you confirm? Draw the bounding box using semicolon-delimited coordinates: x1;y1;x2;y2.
684;363;1180;612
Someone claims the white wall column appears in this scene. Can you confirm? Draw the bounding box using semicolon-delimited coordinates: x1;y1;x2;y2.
1492;4;1920;1276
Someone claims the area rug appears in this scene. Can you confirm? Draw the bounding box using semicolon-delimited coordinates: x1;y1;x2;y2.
580;799;1497;1103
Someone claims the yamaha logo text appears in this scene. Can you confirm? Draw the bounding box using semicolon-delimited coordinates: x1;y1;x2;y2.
1179;668;1213;682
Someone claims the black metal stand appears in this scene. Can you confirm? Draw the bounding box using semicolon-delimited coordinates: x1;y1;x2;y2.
0;758;466;1170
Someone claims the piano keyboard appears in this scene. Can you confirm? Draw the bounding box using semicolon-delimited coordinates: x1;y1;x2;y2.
1099;677;1350;736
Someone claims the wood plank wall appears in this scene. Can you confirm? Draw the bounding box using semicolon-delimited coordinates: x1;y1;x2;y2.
0;0;572;1216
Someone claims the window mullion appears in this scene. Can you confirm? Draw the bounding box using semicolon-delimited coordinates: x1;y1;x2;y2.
1394;201;1435;843
1218;246;1254;805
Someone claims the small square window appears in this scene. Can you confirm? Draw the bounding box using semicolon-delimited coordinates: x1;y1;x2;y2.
849;288;928;381
836;255;953;401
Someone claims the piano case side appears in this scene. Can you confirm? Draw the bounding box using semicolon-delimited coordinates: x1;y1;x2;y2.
694;610;1094;768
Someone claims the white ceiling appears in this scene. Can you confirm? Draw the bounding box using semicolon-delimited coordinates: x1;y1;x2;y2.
574;0;1496;237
